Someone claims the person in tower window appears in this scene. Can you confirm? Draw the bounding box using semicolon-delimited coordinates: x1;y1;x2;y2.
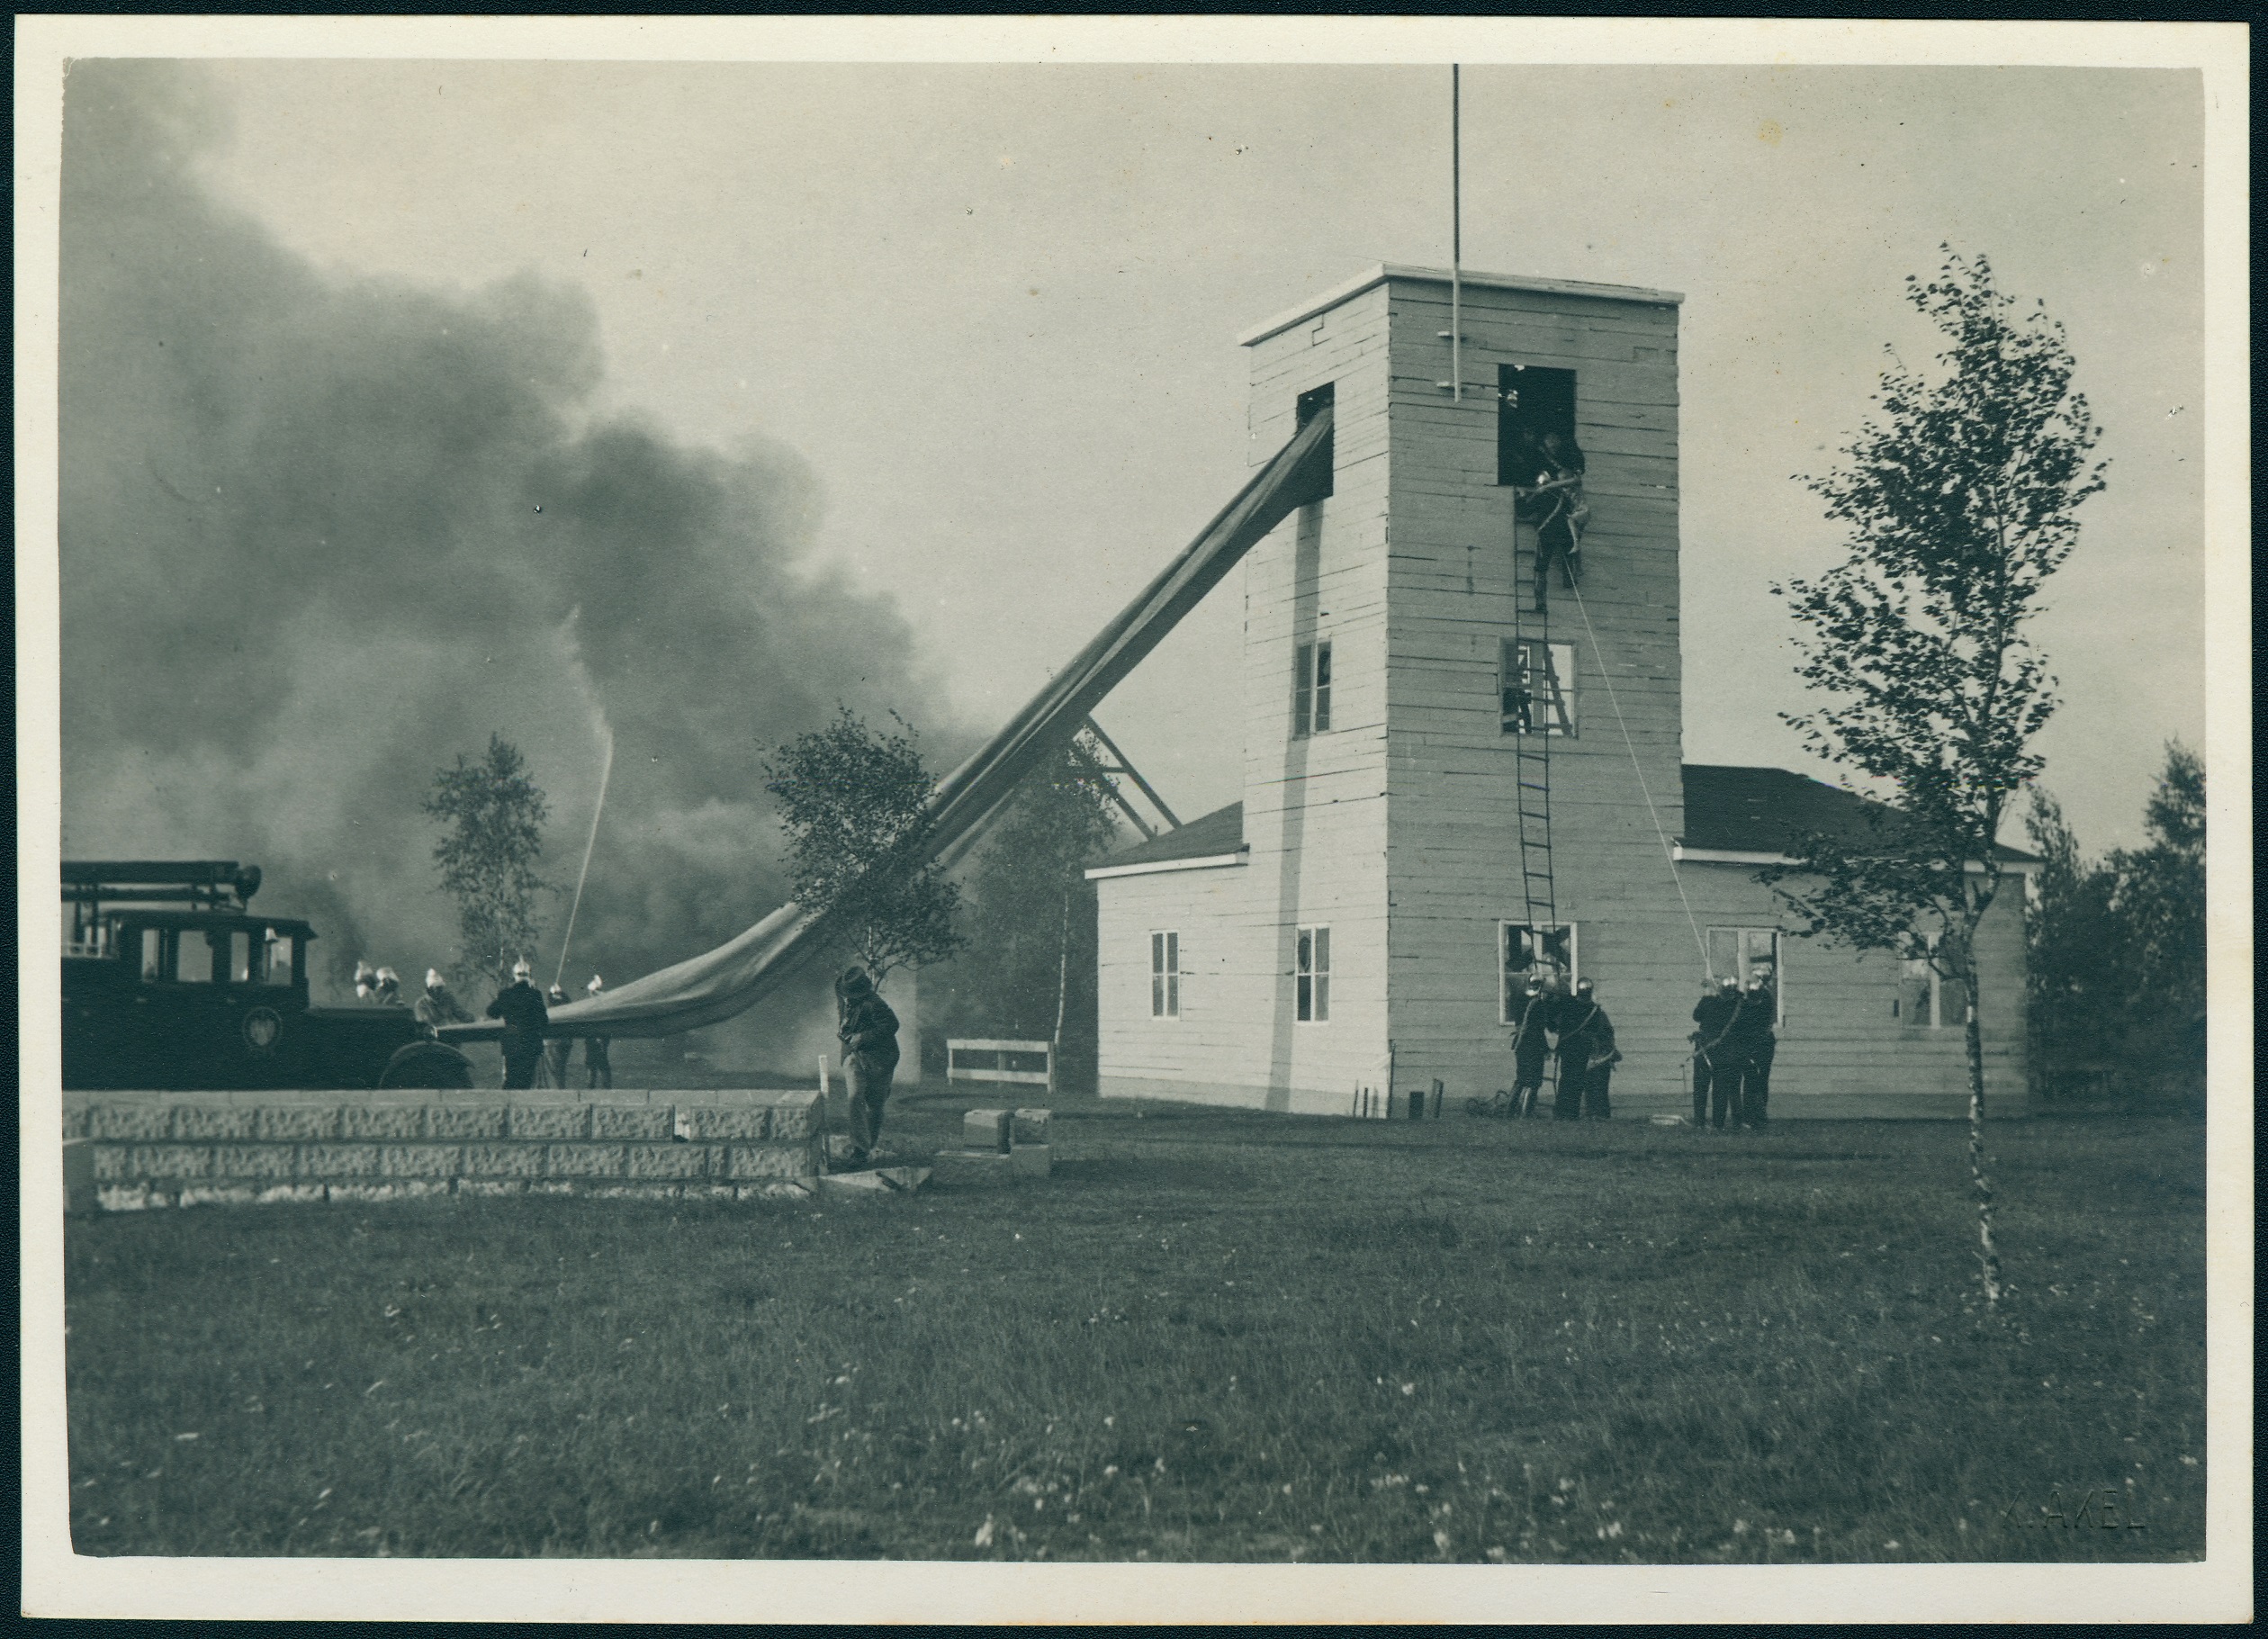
1514;431;1589;616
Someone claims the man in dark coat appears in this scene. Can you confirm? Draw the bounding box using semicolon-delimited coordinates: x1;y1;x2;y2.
1515;431;1588;616
1691;977;1740;1130
414;968;474;1038
1508;977;1554;1117
835;966;901;1166
484;957;550;1091
1557;977;1620;1121
542;984;574;1088
1725;968;1779;1129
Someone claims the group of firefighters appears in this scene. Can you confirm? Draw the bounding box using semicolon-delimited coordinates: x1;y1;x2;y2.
354;957;615;1090
1493;963;1778;1129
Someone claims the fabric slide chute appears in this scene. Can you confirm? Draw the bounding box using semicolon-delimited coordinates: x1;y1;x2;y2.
440;407;1335;1043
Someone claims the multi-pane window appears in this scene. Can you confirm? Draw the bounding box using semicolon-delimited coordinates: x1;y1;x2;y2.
1500;638;1575;736
1293;640;1333;737
1499;922;1578;1022
1295;925;1331;1022
1706;927;1785;1026
1150;931;1181;1019
1896;932;1944;1027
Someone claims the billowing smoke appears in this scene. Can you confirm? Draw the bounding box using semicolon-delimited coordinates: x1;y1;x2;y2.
60;61;959;1035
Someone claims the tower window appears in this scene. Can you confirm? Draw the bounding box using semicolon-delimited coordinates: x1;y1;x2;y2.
1500;923;1578;1022
1296;925;1331;1022
1293;639;1333;737
1501;638;1576;736
1498;365;1577;487
1295;382;1335;499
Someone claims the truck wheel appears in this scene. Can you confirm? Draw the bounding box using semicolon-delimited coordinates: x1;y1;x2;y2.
378;1040;476;1091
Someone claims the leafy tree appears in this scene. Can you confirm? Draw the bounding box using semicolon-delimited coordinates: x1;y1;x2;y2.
953;735;1126;1051
424;734;554;991
2021;787;2126;1087
762;707;963;989
1764;248;2105;1309
2107;742;2206;1031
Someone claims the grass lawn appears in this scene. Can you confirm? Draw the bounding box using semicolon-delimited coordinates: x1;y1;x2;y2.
62;1094;2207;1562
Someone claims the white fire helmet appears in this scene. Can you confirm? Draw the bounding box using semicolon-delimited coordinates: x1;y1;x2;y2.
512;956;533;979
586;974;605;995
376;967;398;985
426;968;446;989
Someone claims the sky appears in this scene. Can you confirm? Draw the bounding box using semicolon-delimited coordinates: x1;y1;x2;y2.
54;55;2207;1000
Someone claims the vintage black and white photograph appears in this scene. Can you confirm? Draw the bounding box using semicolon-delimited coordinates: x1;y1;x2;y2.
21;15;2247;1625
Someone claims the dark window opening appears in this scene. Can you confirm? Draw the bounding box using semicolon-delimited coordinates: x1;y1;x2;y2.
1498;365;1577;487
1296;382;1335;499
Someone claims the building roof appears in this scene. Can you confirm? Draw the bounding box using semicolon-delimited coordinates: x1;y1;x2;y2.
1680;765;2039;863
1237;262;1685;347
1092;802;1246;870
1089;773;2038;873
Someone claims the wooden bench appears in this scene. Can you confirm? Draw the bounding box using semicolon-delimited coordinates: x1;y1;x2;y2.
946;1038;1056;1096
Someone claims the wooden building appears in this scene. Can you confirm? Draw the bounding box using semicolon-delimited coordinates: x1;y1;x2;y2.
1086;266;2032;1118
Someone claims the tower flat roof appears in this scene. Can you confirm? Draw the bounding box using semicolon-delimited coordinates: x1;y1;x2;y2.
1237;262;1684;348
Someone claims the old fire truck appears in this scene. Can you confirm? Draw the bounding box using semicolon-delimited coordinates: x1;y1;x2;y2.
61;860;473;1090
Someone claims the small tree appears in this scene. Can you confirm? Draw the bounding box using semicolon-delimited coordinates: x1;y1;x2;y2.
1766;248;2105;1310
958;735;1126;1050
424;734;554;992
762;707;963;989
2107;743;2208;1095
2021;787;2127;1092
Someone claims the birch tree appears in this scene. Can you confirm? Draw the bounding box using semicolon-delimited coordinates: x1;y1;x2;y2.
1765;248;2106;1310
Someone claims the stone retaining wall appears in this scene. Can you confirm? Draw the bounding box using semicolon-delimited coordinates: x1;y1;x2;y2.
63;1090;820;1211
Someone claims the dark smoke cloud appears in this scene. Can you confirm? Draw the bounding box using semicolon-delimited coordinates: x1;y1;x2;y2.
61;61;961;1026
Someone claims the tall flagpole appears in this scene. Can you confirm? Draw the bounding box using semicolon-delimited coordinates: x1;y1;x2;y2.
1451;64;1462;403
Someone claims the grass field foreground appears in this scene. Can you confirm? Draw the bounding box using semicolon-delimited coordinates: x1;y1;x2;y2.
63;1099;2207;1562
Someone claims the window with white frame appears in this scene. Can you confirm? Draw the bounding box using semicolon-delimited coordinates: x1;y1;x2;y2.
1706;927;1785;1026
1896;932;1944;1027
1292;640;1333;737
1150;931;1181;1019
1499;922;1578;1022
1500;638;1576;736
1295;925;1331;1022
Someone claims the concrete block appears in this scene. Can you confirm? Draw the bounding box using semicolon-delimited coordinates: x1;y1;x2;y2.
426;1104;508;1139
99;1184;159;1211
178;1184;260;1208
92;1147;133;1182
545;1143;627;1178
1010;1143;1052;1179
815;1166;931;1201
172;1105;258;1141
460;1143;545;1178
508;1103;592;1140
677;1106;770;1141
455;1180;526;1197
930;1148;1017;1187
329;1180;449;1203
215;1145;297;1181
736;1181;815;1202
256;1105;340;1140
339;1105;426;1140
88;1104;175;1141
380;1144;464;1179
962;1109;1012;1153
64;1141;98;1216
62;1107;92;1140
593;1104;675;1141
256;1184;328;1205
529;1180;578;1196
626;1143;715;1180
1011;1109;1052;1147
299;1143;382;1178
135;1145;215;1180
724;1144;812;1180
765;1093;821;1142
